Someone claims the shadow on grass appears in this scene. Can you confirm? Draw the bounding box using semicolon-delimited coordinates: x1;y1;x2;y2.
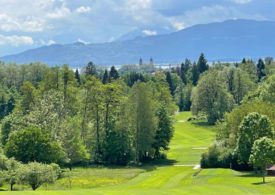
237;172;261;178
252;181;270;185
191;121;214;127
65;158;178;173
140;158;178;172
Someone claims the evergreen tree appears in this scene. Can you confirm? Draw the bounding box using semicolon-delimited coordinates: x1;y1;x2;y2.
191;63;199;85
153;105;174;158
242;58;247;64
0;95;6;119
75;69;81;85
109;66;119;80
256;59;266;82
102;69;109;84
197;53;209;74
85;61;97;76
166;72;176;96
124;72;145;87
180;59;191;84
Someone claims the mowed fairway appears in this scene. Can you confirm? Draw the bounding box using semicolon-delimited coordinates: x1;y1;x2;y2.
4;112;275;194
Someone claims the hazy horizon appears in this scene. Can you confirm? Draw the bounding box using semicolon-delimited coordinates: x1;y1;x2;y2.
1;0;275;56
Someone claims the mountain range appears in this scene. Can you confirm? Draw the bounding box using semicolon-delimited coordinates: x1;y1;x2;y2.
1;19;275;66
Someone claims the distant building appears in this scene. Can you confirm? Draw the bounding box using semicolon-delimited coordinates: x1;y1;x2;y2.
267;165;275;176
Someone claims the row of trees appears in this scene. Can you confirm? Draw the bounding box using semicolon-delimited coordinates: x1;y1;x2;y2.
201;73;275;182
0;62;176;168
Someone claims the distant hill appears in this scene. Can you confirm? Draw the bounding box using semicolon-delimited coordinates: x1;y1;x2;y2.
1;19;275;66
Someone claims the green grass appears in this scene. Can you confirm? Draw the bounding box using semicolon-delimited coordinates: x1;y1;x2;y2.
3;112;275;194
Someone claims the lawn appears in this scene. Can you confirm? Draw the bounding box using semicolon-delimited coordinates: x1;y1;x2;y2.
3;112;275;194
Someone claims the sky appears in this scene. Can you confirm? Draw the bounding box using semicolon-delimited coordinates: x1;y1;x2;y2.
1;0;275;56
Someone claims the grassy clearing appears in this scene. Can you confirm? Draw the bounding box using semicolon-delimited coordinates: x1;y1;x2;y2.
2;112;275;194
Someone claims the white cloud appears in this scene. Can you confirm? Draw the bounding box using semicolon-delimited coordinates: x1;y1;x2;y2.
47;40;56;45
230;0;252;4
47;4;71;19
171;21;185;31
76;6;91;14
40;39;56;46
126;0;152;10
176;5;254;27
0;14;45;32
0;34;34;46
77;38;90;44
142;29;157;36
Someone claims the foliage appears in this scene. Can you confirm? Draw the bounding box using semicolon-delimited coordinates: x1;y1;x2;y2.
175;83;193;111
84;62;97;76
60;117;89;167
249;137;275;183
20;162;59;190
2;158;22;191
128;82;157;162
216;101;275;148
244;74;275;104
153;105;174;158
5;127;64;163
256;59;266;82
191;70;234;124
235;113;274;164
201;143;233;168
197;53;209;74
109;66;119;80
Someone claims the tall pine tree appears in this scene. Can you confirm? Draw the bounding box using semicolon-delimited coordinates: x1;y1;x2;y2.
109;66;119;80
256;59;266;82
166;72;176;96
197;53;209;74
85;61;97;76
191;63;199;85
153;105;173;158
75;69;81;85
102;70;109;84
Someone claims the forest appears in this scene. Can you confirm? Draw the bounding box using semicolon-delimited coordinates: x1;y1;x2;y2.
0;54;275;190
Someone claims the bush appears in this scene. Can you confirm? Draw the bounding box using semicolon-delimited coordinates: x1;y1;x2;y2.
20;162;59;190
5;127;64;164
50;163;62;179
201;143;233;168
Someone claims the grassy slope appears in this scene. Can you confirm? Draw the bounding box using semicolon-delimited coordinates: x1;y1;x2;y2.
5;112;275;194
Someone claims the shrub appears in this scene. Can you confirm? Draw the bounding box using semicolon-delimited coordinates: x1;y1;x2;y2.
20;162;59;190
5;127;64;163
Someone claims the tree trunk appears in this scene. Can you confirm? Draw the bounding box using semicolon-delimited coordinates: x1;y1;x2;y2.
10;183;14;191
81;88;89;139
105;103;109;136
95;105;101;162
32;184;37;190
262;165;266;183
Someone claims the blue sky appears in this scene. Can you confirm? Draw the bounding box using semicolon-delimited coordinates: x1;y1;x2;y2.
1;0;275;56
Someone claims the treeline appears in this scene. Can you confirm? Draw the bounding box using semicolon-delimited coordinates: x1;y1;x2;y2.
0;54;275;188
0;61;177;169
198;58;275;181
